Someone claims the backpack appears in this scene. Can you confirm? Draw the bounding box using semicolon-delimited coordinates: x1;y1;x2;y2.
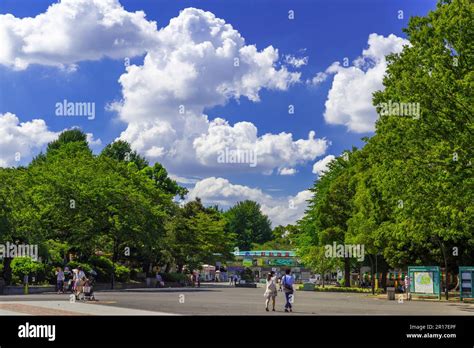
282;275;294;293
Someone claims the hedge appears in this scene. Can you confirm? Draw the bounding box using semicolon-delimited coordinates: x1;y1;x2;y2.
160;272;188;283
298;285;383;294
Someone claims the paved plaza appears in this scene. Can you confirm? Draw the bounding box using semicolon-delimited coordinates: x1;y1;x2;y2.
0;284;472;316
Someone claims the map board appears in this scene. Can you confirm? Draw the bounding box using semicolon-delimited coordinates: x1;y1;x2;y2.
414;272;434;293
408;266;441;300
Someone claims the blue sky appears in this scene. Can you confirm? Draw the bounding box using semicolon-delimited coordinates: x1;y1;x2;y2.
0;0;437;226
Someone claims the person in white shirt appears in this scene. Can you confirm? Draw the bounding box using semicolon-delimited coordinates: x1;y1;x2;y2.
73;267;86;296
264;271;277;312
77;267;86;281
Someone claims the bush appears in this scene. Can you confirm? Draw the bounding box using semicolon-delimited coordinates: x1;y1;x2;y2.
160;272;187;283
67;259;130;283
88;256;113;282
10;257;52;284
114;264;130;283
11;275;20;285
240;268;254;283
44;266;57;284
66;261;93;274
298;285;383;294
130;267;144;281
11;257;45;282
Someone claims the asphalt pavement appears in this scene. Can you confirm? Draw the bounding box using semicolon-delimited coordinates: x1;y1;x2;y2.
0;284;472;315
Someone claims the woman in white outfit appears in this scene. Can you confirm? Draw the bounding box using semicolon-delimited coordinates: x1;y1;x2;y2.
264;271;277;312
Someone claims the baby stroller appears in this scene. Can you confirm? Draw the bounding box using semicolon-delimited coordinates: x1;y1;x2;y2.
81;280;95;301
78;270;97;301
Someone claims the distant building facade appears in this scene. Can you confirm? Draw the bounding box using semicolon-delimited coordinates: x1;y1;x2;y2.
226;250;312;283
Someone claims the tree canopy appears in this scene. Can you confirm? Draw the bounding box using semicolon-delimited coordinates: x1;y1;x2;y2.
224;200;273;250
295;0;473;288
0;130;232;284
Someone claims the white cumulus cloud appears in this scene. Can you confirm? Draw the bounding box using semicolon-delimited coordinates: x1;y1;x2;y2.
86;132;102;148
278;167;297;176
0;0;158;70
1;4;328;177
187;177;312;226
193;118;328;174
261;189;313;227
0;112;58;166
284;54;308;68
310;33;409;133
112;8;323;176
312;154;335;177
0;113;102;167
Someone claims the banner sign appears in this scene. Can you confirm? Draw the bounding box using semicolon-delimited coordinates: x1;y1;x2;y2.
267;258;294;266
234;250;295;257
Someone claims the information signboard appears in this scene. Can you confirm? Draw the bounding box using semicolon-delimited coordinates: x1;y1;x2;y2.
459;266;474;301
408;266;441;300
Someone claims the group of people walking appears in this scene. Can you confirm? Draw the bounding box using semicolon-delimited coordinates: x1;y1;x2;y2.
264;269;294;312
190;272;201;287
55;266;93;298
229;273;240;286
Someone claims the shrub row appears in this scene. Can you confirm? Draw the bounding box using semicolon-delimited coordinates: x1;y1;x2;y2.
6;256;133;285
299;285;383;294
159;272;188;283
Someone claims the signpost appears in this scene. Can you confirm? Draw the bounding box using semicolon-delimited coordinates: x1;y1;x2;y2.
459;266;474;301
408;266;441;300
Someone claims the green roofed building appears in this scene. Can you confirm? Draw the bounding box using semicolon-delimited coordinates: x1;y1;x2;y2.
226;250;312;283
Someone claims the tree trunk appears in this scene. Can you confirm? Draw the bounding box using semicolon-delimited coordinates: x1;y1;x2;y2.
344;257;350;287
177;264;184;273
439;241;449;300
369;255;375;295
2;258;12;285
111;238;118;290
381;271;387;290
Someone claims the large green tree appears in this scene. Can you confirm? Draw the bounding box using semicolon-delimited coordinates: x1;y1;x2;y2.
164;199;234;272
224;200;272;250
295;0;473;292
370;0;473;270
